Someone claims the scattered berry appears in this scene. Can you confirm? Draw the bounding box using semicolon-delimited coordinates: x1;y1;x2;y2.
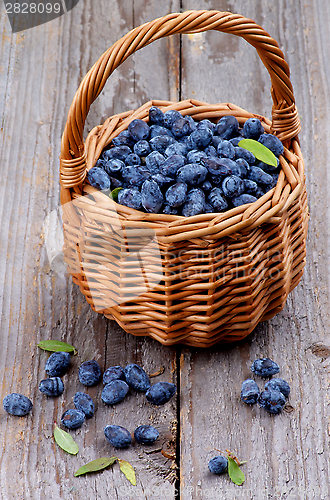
257;389;286;414
104;424;132;448
208;455;228;474
78;360;102;387
101;380;129;405
39;377;64;397
3;393;33;416
73;392;95;418
264;378;290;398
61;408;85;429
45;351;70;377
134;425;159;445
145;381;177;405
240;379;260;404
103;365;125;385
124;364;151;392
251;358;280;377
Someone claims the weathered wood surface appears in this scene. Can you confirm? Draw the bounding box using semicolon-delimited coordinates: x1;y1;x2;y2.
0;0;330;499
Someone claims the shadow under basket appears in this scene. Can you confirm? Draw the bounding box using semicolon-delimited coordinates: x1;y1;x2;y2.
60;11;309;347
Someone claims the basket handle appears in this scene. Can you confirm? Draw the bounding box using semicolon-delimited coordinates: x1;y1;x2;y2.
60;10;300;186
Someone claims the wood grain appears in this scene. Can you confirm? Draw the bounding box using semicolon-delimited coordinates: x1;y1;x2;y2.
1;0;330;498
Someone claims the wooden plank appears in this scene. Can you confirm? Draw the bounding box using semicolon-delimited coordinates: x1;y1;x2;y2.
179;0;330;498
0;1;180;498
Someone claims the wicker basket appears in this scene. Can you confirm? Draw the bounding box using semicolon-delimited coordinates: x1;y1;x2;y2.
60;10;308;347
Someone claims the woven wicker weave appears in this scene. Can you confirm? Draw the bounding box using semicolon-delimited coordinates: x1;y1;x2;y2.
60;10;308;347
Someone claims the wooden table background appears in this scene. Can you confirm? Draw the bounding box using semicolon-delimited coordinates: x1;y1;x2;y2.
1;0;330;498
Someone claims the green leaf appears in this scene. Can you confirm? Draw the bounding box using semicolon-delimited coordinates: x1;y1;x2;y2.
37;340;77;354
74;457;117;477
238;138;278;167
227;457;245;485
54;424;79;455
109;187;122;201
118;459;136;486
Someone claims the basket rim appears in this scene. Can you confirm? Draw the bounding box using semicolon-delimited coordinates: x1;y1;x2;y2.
64;99;306;242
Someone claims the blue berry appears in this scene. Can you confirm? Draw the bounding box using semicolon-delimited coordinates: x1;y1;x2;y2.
176;164;208;186
258;133;284;157
240;379;260;404
217;140;235;159
150;125;174;139
124;364;151;392
212;136;223;148
134;425;159;445
201;157;233;178
133;140;151;157
257;389;286;414
208;455;228;474
146;381;177;405
186;150;208;164
150;135;176;154
163;109;182;128
109;176;122;189
229;136;242;147
104;159;125;176
104;424;132;449
73;392;95;418
101;380;129;405
222;175;245;198
201;180;213;193
164;141;188;157
231;158;249;178
243;179;258;195
128;119;150;141
145;151;165;174
256;159;280;174
165;182;188;207
204;203;215;213
208;188;228;212
234;146;256;165
205;145;217;157
171;117;190;138
61;409;85;429
264;378;290;398
87;167;111;191
247;166;273;186
151;174;173;188
125;152;141;166
104;146;132;162
112;130;135;148
45;351;70;377
251;358;280;377
160;154;186;178
149;106;165;126
3;393;33;416
78;360;102;386
39;377;64;397
141;180;164;213
215;115;239;140
197;119;215;131
190;128;213;148
103;365;125;385
181;188;205;217
179;134;195;151
121;166;150;187
117;188;142;209
232;194;258;207
163;205;178;215
185;115;197;133
243;117;264;139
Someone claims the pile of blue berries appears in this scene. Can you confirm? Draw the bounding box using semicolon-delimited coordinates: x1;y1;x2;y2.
240;358;291;414
2;353;176;450
87;107;284;216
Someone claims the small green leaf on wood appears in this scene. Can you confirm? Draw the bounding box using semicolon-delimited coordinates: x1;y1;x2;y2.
54;423;79;455
74;457;117;477
118;459;136;486
227;457;245;485
37;340;77;354
238;138;278;167
109;187;122;201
